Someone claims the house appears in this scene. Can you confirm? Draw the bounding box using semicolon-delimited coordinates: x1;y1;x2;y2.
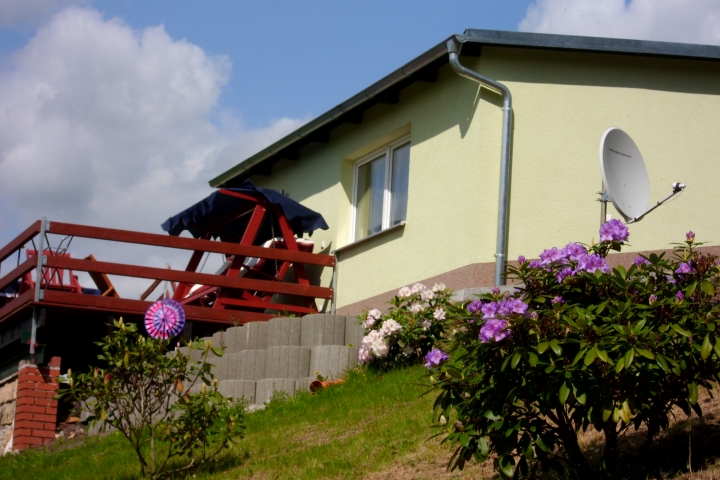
208;29;720;315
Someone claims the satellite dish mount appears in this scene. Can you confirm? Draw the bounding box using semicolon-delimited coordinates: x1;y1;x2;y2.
598;127;685;225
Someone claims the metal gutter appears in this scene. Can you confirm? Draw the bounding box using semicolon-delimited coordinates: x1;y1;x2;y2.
208;39;451;187
447;37;513;286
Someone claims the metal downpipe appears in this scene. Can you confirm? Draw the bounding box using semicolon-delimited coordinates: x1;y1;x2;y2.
447;38;514;286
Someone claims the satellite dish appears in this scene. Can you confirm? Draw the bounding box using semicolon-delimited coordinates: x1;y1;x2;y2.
598;127;685;223
599;127;650;222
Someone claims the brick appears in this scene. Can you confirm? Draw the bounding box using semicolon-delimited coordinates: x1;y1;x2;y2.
48;357;61;368
17;405;45;414
17;381;38;392
25;390;51;399
18;365;40;375
14;413;33;422
44;407;58;416
15;397;35;407
13;428;31;437
36;383;59;391
33;414;56;423
14;420;45;431
17;437;43;446
18;374;46;383
32;429;55;439
44;423;57;431
34;398;53;407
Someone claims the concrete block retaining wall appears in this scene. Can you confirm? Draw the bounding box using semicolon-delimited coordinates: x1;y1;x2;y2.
199;314;362;408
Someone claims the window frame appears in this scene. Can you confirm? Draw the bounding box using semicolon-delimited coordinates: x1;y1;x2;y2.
351;136;411;242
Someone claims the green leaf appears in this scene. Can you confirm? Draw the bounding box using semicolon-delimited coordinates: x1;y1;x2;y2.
211;346;224;357
511;352;521;369
595;347;610;363
550;340;562;356
535;435;548;452
537;342;550;354
671;324;692;337
689;382;699;405
633;319;647;334
584;348;597;366
602;407;612;422
528;352;539;367
615;357;625;373
713;342;720;360
559;381;571;404
701;334;713;360
616;265;627;279
685;281;697;297
655;354;669;372
499;455;516;479
636;348;655;360
446;368;463;379
459;433;470;447
702;281;716;296
625;348;635;369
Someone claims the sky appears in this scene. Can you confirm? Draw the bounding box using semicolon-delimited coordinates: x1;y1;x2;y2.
1;0;720;297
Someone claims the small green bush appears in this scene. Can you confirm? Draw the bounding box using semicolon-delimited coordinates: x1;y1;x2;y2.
57;318;244;479
429;224;720;479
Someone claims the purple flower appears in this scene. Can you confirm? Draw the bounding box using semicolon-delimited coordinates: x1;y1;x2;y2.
424;348;449;369
551;296;564;306
561;243;587;261
575;253;611;274
676;262;692;274
649;294;658;305
666;275;677;285
529;260;541;268
529;311;539;321
518;255;526;264
676;291;685;302
556;267;574;283
634;256;650;266
481;301;500;320
479;319;511;343
599;219;629;243
687;231;696;242
467;299;483;314
503;298;528;315
492;286;501;295
539;247;566;266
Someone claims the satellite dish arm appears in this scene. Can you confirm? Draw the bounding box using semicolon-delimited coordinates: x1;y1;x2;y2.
627;183;685;224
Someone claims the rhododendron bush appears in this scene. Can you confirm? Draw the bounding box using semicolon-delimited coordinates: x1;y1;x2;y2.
428;222;720;479
359;282;458;370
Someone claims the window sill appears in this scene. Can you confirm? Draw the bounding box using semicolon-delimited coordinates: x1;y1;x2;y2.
332;222;406;256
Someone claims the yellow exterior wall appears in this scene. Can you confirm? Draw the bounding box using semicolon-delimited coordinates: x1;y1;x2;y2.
249;47;720;309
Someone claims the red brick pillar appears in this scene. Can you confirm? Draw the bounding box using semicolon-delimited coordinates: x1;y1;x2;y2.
13;356;61;451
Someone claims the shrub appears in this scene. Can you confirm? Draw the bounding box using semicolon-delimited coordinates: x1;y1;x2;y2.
359;282;459;370
57;318;245;479
428;224;720;479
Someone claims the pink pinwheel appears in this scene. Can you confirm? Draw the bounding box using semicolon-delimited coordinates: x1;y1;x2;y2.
145;299;186;339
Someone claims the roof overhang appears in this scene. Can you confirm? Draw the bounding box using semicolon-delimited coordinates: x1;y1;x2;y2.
209;29;720;188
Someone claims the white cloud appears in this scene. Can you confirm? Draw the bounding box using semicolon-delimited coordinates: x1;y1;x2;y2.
0;0;91;28
519;0;720;45
0;7;306;297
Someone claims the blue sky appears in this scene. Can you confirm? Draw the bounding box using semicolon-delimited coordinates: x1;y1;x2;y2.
2;1;532;129
1;0;718;294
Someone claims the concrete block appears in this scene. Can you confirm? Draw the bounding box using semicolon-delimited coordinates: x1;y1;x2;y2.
450;285;518;303
223;326;243;353
235;322;268;351
267;317;302;347
218;380;256;403
265;346;311;379
226;352;240;379
211;355;228;381
211;331;224;349
235;350;266;381
344;316;365;349
310;345;359;380
295;377;316;395
301;314;346;348
255;378;295;404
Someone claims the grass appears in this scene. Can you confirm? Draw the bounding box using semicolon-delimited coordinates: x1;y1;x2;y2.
0;366;488;480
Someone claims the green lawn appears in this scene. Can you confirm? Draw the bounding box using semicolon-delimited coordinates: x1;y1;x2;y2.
0;367;457;480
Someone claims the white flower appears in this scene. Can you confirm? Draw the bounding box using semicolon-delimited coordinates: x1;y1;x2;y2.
433;308;446;321
371;339;390;358
419;318;432;330
362;330;384;349
432;283;446;292
411;283;426;294
409;303;424;313
398;286;412;298
358;348;371;364
363;308;382;328
379;319;403;337
420;289;435;301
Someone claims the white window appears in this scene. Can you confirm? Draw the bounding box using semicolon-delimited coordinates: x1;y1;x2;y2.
352;138;410;241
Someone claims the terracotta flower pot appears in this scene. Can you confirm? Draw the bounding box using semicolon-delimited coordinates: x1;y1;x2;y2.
309;379;345;393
